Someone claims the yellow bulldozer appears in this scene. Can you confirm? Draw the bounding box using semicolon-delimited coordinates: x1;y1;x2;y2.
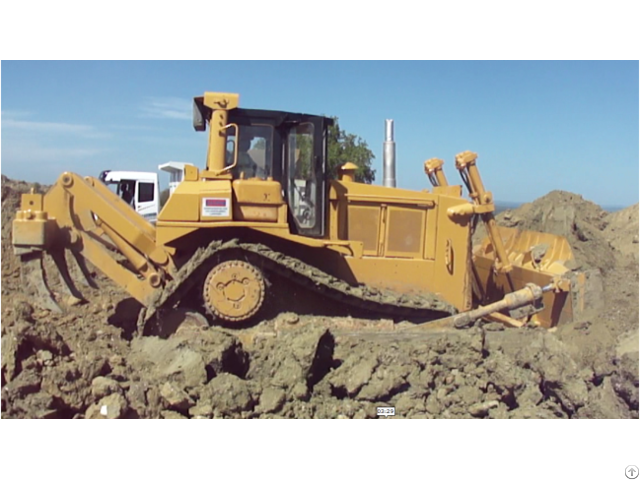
12;91;584;334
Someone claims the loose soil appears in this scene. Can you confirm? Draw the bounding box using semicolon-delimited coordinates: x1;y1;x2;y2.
1;176;637;418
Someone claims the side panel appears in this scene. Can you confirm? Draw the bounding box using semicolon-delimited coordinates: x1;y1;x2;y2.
385;206;426;258
159;179;232;222
431;195;474;311
156;177;290;247
328;180;472;311
347;204;380;255
232;178;287;223
344;256;436;298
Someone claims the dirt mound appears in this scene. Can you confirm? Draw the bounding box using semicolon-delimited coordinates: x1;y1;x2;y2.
603;203;639;262
3;311;636;419
497;190;615;273
497;192;638;382
1;178;637;419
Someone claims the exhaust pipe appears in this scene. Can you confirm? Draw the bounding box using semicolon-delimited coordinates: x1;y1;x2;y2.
383;119;396;188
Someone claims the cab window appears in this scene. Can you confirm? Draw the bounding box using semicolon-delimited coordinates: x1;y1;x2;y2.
287;123;316;229
138;182;155;203
226;125;273;179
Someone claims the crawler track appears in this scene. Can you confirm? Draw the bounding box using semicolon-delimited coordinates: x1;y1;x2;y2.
141;240;456;331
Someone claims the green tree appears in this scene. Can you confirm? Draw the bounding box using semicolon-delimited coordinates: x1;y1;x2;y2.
327;117;376;184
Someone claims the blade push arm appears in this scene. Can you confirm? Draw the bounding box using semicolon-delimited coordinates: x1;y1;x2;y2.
454;151;513;274
424;158;449;187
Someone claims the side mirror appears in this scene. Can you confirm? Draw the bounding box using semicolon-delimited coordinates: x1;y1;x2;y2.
193;97;207;132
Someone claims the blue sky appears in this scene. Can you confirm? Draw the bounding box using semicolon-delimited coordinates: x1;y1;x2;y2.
1;61;638;207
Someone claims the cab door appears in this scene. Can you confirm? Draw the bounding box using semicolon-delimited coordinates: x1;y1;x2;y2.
134;180;158;223
284;116;329;237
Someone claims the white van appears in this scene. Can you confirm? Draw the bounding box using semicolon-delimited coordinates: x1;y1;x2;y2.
99;170;159;224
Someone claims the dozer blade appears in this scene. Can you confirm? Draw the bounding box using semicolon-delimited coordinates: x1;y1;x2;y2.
473;226;585;328
19;252;63;313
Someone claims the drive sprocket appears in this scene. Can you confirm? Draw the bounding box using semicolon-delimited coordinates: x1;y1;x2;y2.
202;259;266;322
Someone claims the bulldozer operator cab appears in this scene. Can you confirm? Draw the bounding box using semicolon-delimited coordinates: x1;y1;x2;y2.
196;102;333;237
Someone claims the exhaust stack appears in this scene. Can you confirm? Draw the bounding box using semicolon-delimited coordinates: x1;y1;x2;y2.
383;119;396;188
